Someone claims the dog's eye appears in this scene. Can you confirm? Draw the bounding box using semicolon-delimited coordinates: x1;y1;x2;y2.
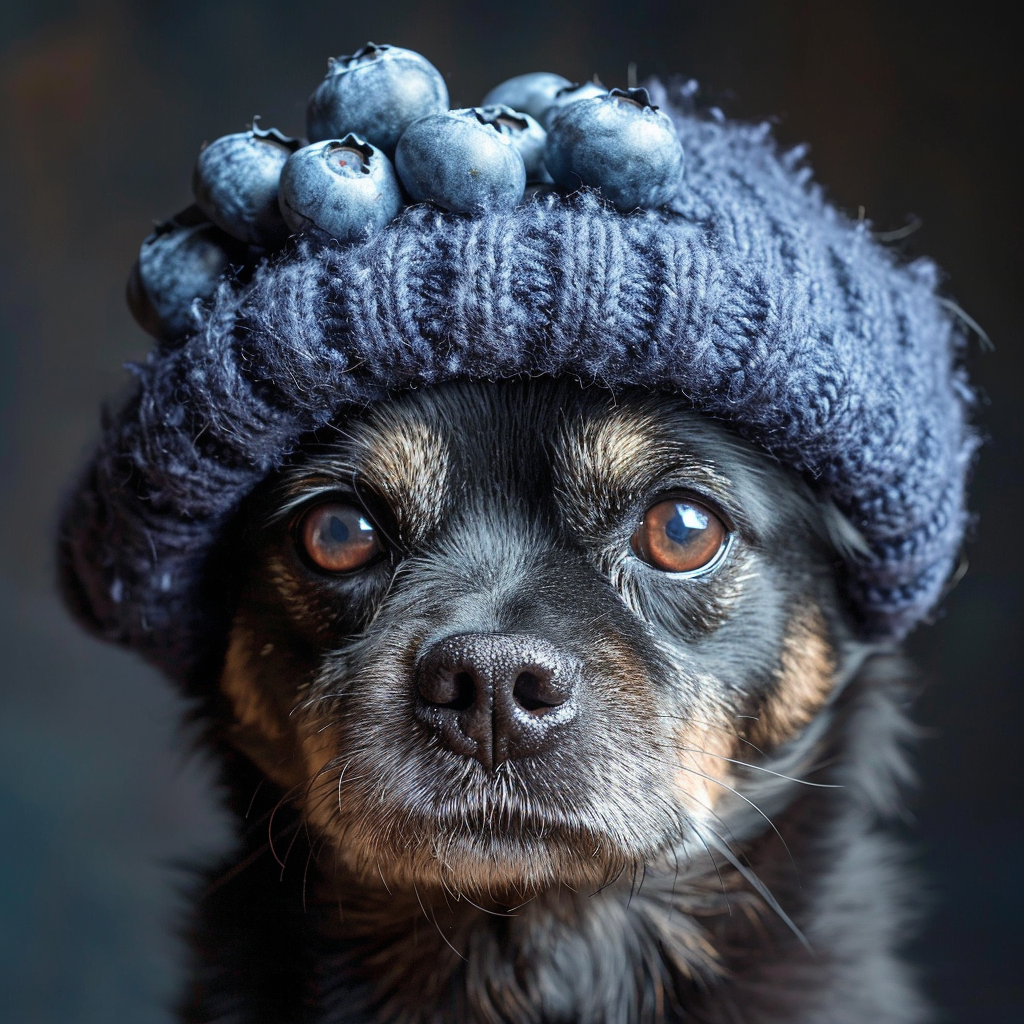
298;502;381;573
631;498;728;575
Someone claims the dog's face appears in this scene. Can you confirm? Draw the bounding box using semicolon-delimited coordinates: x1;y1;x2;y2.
221;380;857;896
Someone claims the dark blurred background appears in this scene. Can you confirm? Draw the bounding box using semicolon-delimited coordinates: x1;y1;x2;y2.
0;1;1019;1021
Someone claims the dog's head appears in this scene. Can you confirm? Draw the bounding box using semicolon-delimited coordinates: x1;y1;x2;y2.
220;379;862;896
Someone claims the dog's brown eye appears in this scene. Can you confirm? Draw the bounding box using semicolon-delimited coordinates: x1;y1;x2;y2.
632;498;728;574
299;503;381;573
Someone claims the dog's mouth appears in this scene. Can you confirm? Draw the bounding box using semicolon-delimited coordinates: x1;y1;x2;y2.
298;730;684;893
422;786;614;849
326;803;659;894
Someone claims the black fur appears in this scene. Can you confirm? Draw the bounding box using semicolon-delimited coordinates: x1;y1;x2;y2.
180;381;926;1023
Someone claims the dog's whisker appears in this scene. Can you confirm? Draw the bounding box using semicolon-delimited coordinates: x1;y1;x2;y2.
376;859;393;895
301;842;316;913
648;711;770;757
672;746;843;789
413;880;468;963
590;859;631;897
279;813;305;881
196;835;283;900
446;880;521;918
697;826;812;952
631;747;799;881
335;758;353;816
268;781;309;873
244;778;266;820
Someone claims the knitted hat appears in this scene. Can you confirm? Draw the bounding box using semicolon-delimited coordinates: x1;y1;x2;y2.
58;79;976;685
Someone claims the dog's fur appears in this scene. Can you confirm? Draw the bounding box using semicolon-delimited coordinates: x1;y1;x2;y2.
182;380;926;1024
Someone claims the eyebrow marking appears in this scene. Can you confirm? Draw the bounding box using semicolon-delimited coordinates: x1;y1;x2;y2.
353;410;451;534
552;402;734;542
271;402;451;552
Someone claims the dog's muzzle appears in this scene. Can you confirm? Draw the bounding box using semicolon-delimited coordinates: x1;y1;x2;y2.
413;633;581;771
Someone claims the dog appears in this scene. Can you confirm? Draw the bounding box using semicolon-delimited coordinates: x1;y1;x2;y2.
178;378;925;1024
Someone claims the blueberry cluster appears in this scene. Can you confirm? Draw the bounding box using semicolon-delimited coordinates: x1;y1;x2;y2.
128;43;685;342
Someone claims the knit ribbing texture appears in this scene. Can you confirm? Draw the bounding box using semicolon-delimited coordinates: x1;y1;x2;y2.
58;81;976;684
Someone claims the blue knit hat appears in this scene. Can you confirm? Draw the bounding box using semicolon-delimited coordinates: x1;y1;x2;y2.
58;80;976;684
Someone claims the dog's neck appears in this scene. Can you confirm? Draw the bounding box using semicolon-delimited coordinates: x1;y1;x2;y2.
304;855;738;1023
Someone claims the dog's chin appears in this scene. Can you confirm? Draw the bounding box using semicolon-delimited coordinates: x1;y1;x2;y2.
309;790;667;896
332;822;650;896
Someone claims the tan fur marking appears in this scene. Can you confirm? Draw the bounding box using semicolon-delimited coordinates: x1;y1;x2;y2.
222;620;343;817
580;407;662;490
556;401;735;547
220;621;307;789
562;406;667;530
355;414;450;531
672;703;737;818
748;604;836;750
221;624;286;742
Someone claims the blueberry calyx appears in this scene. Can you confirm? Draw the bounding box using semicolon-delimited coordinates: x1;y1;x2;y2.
278;133;402;243
327;141;370;176
395;108;527;214
249;118;304;149
473;105;548;181
607;86;659;110
193;124;301;246
307;43;449;158
327;41;389;73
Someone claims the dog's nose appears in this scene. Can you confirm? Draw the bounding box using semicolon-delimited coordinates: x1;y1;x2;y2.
414;633;579;770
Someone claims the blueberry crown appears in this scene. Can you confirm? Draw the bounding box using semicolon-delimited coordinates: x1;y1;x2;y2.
128;44;685;343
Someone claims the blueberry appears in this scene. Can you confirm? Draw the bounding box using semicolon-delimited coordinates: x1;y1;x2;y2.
278;135;402;243
192;124;301;246
307;43;449;158
126;206;246;341
544;87;684;211
481;72;571;122
474;105;548;181
395;108;526;214
540;80;607;129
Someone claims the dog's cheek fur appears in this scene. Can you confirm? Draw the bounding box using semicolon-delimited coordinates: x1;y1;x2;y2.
669;700;739;819
745;603;837;752
220;606;324;791
215;499;404;779
636;576;837;818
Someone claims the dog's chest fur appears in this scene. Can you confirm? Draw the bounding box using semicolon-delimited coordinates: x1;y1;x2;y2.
185;381;925;1024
